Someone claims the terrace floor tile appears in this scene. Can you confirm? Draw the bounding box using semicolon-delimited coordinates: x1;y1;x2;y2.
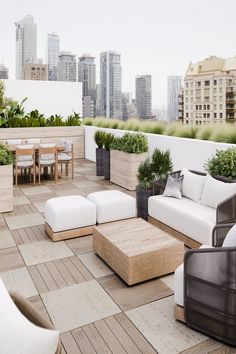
5;212;45;230
0;247;25;272
0;267;38;298
126;296;207;354
18;239;74;266
0;227;16;249
78;252;114;278
66;235;93;255
13;195;31;206
21;185;53;196
41;280;121;332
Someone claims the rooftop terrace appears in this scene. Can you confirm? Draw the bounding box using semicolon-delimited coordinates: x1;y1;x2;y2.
0;158;234;353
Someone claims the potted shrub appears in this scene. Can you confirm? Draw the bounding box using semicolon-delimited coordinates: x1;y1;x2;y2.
151;148;173;194
136;158;155;220
204;147;236;181
110;132;148;190
103;133;115;180
94;130;106;176
0;144;13;212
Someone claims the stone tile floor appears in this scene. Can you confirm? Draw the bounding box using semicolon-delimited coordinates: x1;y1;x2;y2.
0;159;235;353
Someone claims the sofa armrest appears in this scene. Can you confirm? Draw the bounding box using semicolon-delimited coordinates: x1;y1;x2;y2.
184;247;236;344
216;193;236;224
212;222;235;247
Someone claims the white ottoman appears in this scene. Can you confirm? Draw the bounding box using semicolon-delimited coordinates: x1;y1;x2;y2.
45;195;96;241
87;190;136;224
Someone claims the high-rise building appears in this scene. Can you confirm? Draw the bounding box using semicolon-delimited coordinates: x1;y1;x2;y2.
47;33;60;81
180;56;236;125
0;63;9;79
15;15;37;80
100;51;122;118
22;63;48;80
96;84;101;117
167;76;182;122
57;51;76;82
122;92;133;120
78;54;96;117
135;75;152;119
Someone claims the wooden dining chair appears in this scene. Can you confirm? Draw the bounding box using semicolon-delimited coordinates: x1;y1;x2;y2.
36;143;58;184
58;139;74;178
15;145;36;187
6;139;23;145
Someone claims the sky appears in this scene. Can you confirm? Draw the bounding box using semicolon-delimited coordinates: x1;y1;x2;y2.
1;0;236;108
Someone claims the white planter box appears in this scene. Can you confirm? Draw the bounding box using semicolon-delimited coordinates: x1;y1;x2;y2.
0;165;13;213
110;150;148;191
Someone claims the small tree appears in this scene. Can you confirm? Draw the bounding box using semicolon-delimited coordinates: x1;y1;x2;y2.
151;148;173;182
137;158;156;190
94;131;106;149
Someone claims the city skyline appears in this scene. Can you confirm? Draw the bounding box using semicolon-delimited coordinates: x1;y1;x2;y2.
1;0;236;107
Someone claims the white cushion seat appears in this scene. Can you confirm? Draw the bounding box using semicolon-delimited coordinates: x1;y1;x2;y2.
39;159;56;165
58;152;71;161
148;195;216;245
17;160;34;168
0;278;59;354
87;190;136;224
45;195;96;232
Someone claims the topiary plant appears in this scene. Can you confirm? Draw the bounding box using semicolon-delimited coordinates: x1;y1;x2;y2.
94;130;106;149
0;144;13;165
110;132;148;154
151;148;173;182
137;158;156;190
104;133;115;151
204;147;236;180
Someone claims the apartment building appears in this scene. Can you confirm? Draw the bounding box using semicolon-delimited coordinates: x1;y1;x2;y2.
58;51;76;82
135;75;152;119
181;56;236;125
22;63;48;80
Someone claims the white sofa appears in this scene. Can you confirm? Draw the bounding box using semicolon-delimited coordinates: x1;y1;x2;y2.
148;169;236;247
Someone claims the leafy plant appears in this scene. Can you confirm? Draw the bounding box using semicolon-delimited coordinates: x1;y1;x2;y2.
110;132;148;154
137;158;156;190
104;133;115;151
94;130;106;149
151;148;173;182
204;147;236;180
66;111;81;126
0;144;13;165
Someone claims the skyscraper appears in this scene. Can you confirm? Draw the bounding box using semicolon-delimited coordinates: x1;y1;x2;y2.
100;51;122;119
47;33;60;81
0;63;9;79
15;15;37;80
167;76;182;122
135;75;152;119
78;54;96;117
22;63;48;80
57;51;76;82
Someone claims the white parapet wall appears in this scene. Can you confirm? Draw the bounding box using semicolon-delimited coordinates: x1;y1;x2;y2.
3;79;82;118
84;125;234;171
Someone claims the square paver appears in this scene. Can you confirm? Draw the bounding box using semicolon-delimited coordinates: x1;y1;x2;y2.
18;240;74;266
13;195;31;206
0;267;38;298
161;273;175;291
41;280;121;332
22;186;53;196
126;296;207;354
0;228;16;249
0;247;24;272
78;252;114;278
66;236;93;255
5;213;45;230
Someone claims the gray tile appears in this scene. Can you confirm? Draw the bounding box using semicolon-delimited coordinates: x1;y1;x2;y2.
22;186;52;196
42;280;121;332
18;240;74;266
0;228;16;249
5;213;45;230
13;195;31;206
78;252;114;278
0;267;38;298
126;296;207;354
161;273;175;291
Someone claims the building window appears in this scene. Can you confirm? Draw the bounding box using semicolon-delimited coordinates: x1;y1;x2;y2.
219;104;223;110
190;82;193;88
186;82;189;88
199;105;202;110
207;104;210;110
204;80;210;86
196;105;198;110
203;113;206;118
214;79;217;85
207;113;210;118
220;113;223;118
214;113;217;118
214;104;217;110
219;79;223;85
186;113;189;118
203;105;206;110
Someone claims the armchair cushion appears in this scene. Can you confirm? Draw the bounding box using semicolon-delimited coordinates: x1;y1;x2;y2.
201;174;236;209
222;224;236;247
181;167;206;202
163;175;183;199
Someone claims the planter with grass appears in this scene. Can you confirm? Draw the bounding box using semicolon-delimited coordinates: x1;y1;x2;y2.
103;133;115;180
136;158;155;220
94;131;105;176
110;133;148;190
204;147;236;182
0;144;13;213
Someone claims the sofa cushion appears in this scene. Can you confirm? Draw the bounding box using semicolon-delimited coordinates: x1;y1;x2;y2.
148;195;216;245
163;175;183;199
201;174;236;209
0;278;59;354
181;167;206;202
222;224;236;247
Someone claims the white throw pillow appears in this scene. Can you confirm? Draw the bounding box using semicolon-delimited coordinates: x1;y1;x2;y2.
0;278;59;354
181;167;206;202
222;224;236;247
201;174;236;209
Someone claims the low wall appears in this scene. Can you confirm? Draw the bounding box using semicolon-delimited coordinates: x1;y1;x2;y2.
84;125;234;171
0;126;85;159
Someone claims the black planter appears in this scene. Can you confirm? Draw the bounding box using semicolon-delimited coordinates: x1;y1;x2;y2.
96;148;104;176
103;150;110;180
136;188;153;220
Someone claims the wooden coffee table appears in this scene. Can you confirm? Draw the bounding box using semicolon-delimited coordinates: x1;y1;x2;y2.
93;218;184;285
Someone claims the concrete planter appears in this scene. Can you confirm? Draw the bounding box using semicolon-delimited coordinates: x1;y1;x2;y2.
0;165;13;213
103;150;110;180
110;150;148;190
96;148;104;176
136;188;153;220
